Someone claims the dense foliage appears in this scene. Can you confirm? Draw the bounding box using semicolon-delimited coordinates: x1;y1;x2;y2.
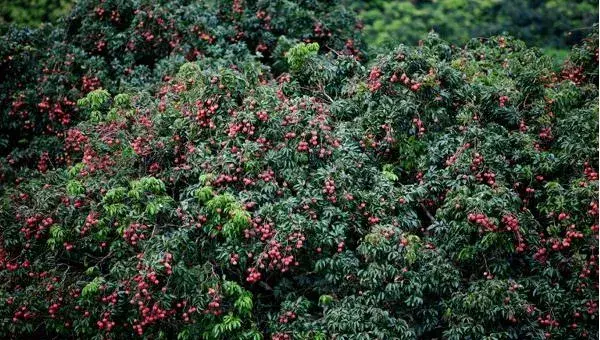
4;0;597;53
0;1;599;339
356;0;598;52
0;0;362;158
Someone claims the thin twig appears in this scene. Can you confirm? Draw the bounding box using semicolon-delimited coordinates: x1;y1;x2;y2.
419;202;436;224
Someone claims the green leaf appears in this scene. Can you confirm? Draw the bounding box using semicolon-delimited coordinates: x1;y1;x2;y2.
66;180;85;196
286;42;319;72
81;277;104;298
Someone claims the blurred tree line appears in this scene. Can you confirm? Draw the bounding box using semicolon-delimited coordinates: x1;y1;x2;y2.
355;0;597;55
1;0;598;57
0;0;72;26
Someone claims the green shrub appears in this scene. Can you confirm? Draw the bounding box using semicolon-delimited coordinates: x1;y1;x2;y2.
0;23;597;339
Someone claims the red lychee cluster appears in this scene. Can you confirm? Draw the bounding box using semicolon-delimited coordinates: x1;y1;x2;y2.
390;72;421;91
96;311;116;332
445;143;471;166
256;110;269;122
287;232;306;249
297;131;321;152
12;305;35;323
533;247;548;263
585;300;598;315
538;127;553;141
313;22;331;38
519;119;528;132
278;311;297;323
214;173;238;186
468;213;497;231
230;253;240;265
80;211;99;235
64;129;89;153
476;171;496;186
101;290;119;305
246;267;261;283
79;146;116;176
123;223;149;246
63;242;74;251
412;117;425;137
37;152;50;173
159;252;173;275
20;215;53;240
131;301;174;335
262;239;297;273
501;214;519;231
38;98;74;126
583;162;598;181
561;65;586;85
470;153;484;171
175;300;197;323
228;120;256;137
205;287;223;314
537;313;559;328
131;136;152;157
258;169;275;182
272;333;291;340
245;217;275;241
82;76;101;93
323;178;336;202
368;67;382;92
